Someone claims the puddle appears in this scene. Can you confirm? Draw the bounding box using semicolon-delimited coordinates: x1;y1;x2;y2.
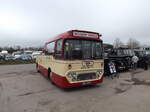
28;71;38;75
114;87;127;94
130;70;143;75
132;78;150;86
128;70;150;86
38;100;54;106
17;88;52;97
18;92;33;96
124;79;132;82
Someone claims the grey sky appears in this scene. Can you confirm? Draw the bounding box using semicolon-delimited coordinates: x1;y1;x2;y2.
0;0;150;47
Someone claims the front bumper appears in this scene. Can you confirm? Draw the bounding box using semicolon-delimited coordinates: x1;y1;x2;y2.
51;72;103;88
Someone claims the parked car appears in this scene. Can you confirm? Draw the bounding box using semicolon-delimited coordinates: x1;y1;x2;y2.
19;54;32;61
12;51;22;59
104;48;133;72
24;50;33;57
5;55;16;61
1;50;8;55
32;51;42;59
0;55;5;61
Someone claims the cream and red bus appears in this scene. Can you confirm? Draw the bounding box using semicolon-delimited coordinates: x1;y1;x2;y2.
36;30;104;88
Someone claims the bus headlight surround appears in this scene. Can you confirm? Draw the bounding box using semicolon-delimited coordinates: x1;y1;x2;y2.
67;72;78;81
96;69;103;78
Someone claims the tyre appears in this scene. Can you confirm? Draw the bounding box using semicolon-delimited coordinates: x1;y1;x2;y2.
48;68;54;84
36;63;40;72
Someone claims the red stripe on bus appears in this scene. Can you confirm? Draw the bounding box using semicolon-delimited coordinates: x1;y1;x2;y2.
38;64;48;77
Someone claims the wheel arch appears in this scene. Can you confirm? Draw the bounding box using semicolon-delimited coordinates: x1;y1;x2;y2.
47;67;51;78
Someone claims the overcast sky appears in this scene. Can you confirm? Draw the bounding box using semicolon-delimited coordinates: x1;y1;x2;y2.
0;0;150;47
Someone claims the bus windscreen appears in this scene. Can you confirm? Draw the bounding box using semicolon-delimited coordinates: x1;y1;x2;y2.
64;39;103;59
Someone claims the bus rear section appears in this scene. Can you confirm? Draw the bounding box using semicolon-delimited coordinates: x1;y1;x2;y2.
36;30;104;88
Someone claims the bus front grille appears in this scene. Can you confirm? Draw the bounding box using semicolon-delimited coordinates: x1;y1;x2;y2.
77;73;96;81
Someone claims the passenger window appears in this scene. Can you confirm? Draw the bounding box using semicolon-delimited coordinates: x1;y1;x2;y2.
55;39;63;59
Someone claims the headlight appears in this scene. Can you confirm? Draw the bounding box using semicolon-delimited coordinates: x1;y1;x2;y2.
96;69;103;78
67;73;72;78
96;71;100;78
67;72;78;81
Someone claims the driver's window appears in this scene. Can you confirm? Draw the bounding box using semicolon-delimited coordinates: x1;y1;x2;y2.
55;39;63;59
47;42;55;54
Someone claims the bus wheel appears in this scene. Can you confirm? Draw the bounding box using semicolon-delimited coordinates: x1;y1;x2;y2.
48;68;54;84
36;63;40;72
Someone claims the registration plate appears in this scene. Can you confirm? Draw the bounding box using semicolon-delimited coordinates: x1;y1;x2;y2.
82;82;91;85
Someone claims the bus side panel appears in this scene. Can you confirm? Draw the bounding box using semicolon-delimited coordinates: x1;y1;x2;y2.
36;56;49;77
51;72;103;88
38;64;48;77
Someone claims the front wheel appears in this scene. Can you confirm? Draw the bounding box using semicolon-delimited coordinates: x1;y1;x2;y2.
36;63;40;72
48;69;54;84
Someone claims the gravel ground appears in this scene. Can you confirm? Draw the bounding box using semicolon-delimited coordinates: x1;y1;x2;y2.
0;64;150;112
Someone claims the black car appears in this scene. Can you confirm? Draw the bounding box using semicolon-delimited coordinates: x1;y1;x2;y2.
0;55;5;61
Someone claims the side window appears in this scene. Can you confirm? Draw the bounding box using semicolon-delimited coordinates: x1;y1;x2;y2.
47;42;55;54
55;39;63;59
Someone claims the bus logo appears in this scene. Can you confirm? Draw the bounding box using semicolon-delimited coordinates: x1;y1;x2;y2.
81;61;94;69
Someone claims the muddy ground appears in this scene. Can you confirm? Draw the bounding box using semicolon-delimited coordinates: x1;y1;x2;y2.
0;64;150;112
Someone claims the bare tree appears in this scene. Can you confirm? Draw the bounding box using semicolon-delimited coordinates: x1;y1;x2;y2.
113;38;124;48
127;38;140;49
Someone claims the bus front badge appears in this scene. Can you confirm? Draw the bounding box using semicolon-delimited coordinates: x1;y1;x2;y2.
81;61;94;69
